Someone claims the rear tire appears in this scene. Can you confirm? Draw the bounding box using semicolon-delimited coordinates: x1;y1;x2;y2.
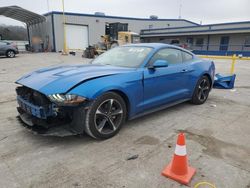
6;50;15;58
191;75;211;105
84;92;127;139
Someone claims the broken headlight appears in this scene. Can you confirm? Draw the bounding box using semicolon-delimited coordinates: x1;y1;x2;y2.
48;94;86;106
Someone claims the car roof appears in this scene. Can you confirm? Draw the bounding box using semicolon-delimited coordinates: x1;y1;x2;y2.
0;41;10;44
124;43;169;49
123;43;195;55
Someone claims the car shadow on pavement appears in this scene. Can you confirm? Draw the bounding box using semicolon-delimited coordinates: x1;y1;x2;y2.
125;101;191;128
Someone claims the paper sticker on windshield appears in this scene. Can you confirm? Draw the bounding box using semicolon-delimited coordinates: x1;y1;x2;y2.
128;48;145;53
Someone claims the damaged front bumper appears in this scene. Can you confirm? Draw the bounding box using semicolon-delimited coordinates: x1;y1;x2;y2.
17;107;81;137
17;95;56;119
16;92;89;137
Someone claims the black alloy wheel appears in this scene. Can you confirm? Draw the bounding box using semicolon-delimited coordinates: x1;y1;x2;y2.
197;78;210;102
94;99;123;134
84;92;127;139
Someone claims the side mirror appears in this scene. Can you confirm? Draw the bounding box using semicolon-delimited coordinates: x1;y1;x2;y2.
149;59;168;69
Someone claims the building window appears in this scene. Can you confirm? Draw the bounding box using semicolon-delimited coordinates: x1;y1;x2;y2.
149;24;153;29
170;39;180;44
196;38;204;47
245;36;250;47
220;36;230;51
187;38;193;45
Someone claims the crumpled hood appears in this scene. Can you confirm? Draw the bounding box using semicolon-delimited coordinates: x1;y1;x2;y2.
16;64;135;95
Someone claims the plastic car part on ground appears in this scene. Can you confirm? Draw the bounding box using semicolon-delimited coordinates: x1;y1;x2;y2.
213;73;236;89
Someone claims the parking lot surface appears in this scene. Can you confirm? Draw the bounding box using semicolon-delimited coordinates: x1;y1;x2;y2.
0;53;250;188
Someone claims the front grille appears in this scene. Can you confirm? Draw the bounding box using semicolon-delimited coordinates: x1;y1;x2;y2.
16;86;50;106
16;86;55;119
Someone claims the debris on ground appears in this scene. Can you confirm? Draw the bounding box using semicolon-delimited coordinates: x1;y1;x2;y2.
126;154;139;161
230;89;237;92
0;136;8;142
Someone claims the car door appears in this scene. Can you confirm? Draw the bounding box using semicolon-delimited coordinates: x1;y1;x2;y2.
181;50;196;95
143;48;191;110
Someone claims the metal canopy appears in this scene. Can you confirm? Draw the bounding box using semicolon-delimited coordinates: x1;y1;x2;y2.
0;6;46;25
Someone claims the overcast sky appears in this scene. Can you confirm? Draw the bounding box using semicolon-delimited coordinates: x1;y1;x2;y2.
0;0;249;26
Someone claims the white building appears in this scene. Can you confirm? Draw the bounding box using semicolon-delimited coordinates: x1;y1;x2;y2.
1;6;249;56
29;11;198;52
141;21;250;56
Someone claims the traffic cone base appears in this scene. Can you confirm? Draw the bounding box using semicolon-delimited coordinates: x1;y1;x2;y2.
161;133;196;185
162;161;196;185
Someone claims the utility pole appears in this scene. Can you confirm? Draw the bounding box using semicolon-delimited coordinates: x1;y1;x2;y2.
62;0;68;55
178;0;182;19
47;0;50;12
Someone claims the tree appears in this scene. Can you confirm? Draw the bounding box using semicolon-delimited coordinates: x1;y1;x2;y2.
0;25;28;40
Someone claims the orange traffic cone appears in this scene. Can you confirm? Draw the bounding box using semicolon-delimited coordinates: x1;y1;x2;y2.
162;133;196;185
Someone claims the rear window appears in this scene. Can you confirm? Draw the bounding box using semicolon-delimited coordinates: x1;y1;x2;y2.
0;41;11;45
150;48;183;65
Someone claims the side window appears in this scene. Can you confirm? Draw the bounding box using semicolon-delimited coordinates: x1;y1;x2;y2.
196;38;204;47
182;52;193;62
150;48;183;65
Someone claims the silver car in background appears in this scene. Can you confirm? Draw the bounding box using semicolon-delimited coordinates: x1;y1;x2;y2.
0;41;19;58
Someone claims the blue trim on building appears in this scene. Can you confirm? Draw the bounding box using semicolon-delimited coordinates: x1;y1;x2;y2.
141;21;250;32
193;50;250;56
142;25;203;32
141;27;250;36
43;11;199;25
199;21;250;27
51;14;56;52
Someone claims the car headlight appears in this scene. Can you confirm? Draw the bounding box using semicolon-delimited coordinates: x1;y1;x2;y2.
48;94;86;106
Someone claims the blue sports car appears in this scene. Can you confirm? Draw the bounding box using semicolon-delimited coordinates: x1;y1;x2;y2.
16;43;215;139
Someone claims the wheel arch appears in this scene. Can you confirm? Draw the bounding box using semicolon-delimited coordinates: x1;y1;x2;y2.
191;72;213;97
6;49;15;54
107;89;130;119
203;73;213;88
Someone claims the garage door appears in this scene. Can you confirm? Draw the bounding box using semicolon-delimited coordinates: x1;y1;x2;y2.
65;24;89;50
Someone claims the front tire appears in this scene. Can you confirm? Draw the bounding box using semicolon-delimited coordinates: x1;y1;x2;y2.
111;42;119;48
85;92;127;139
191;75;211;105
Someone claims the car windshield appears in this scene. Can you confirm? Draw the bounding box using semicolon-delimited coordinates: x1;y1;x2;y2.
92;46;153;68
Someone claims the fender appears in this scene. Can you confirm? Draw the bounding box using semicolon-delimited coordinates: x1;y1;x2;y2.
68;71;144;117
